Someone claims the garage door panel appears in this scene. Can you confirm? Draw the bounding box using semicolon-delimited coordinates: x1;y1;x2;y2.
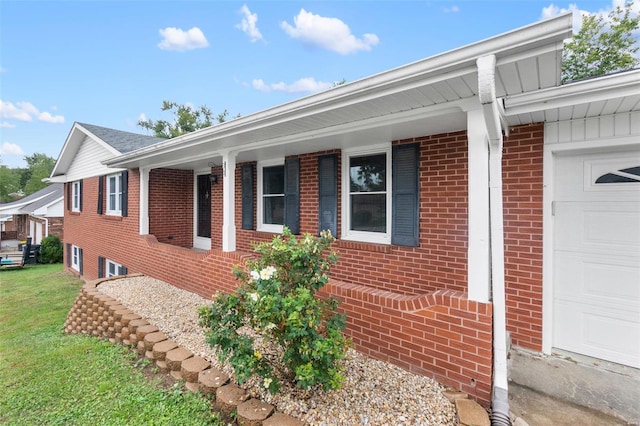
553;147;640;368
554;253;640;306
554;300;640;368
555;203;640;254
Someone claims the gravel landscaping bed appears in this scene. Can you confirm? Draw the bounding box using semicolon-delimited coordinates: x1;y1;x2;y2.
99;276;457;425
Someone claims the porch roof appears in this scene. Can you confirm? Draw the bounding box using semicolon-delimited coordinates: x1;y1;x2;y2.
105;13;574;171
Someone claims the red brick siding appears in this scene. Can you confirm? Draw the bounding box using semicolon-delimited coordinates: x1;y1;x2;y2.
503;124;544;351
149;169;193;248
48;217;64;242
210;165;223;250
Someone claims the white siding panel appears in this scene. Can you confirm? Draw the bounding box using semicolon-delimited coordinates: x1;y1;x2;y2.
545;113;640;144
65;136;123;181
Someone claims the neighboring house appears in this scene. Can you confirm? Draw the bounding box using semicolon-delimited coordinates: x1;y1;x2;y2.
0;183;64;248
48;14;639;419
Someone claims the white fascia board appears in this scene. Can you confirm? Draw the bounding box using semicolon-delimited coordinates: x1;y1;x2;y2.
504;69;640;116
105;14;572;169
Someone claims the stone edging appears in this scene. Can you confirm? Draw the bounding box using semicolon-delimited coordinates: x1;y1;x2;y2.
63;277;497;426
63;279;302;426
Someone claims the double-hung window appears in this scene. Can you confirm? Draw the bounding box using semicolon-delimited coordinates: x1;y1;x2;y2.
257;159;285;233
342;144;392;244
106;173;122;215
71;181;81;212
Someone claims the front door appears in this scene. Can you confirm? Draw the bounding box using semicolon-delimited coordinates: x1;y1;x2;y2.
194;173;211;250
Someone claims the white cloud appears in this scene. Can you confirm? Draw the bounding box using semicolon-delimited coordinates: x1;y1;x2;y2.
138;113;147;122
281;9;379;55
0;142;25;156
541;3;587;31
0;100;65;124
442;6;460;13
252;77;333;93
1;122;16;128
236;4;263;42
158;27;209;51
38;111;65;124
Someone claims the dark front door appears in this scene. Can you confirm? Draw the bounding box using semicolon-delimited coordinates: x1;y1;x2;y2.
197;174;211;238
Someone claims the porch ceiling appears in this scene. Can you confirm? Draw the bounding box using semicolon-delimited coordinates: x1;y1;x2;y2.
105;14;573;171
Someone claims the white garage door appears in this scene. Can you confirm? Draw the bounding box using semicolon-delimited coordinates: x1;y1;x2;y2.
553;148;640;368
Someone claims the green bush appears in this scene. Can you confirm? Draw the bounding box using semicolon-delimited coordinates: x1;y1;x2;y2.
38;235;63;264
199;228;350;394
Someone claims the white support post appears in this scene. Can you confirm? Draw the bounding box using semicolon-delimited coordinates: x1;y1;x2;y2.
467;108;491;303
139;167;150;235
222;151;237;252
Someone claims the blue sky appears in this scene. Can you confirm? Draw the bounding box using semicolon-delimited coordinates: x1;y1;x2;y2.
0;0;633;168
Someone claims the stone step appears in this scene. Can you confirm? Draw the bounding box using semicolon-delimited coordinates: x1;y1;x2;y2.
237;398;275;426
198;368;230;396
455;398;490;426
263;413;304;426
180;355;210;383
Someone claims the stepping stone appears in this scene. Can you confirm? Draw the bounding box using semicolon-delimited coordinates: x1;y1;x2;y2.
143;331;167;354
135;324;159;341
153;339;178;361
443;387;468;402
215;384;249;418
198;369;229;396
456;398;490;426
180;355;210;383
237;398;274;426
263;413;304;426
166;347;193;379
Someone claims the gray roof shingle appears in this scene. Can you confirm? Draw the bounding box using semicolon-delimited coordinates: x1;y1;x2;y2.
77;122;166;154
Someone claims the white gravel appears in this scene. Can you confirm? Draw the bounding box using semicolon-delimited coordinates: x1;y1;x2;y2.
99;275;457;426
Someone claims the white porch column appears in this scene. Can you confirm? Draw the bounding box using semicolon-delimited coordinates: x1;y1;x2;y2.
139;167;150;235
467;108;491;303
222;151;237;252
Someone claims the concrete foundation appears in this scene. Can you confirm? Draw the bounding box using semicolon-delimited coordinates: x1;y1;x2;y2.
508;346;640;424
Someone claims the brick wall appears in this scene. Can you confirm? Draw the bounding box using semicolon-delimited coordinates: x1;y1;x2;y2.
62;123;545;406
149;169;193;248
48;217;64;241
503;124;544;352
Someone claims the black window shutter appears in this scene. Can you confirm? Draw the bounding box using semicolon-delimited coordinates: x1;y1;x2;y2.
66;243;71;267
66;182;71;211
121;171;128;217
284;158;300;234
98;256;105;279
318;155;337;237
79;179;83;212
392;143;420;247
119;265;128;275
241;164;254;230
97;176;104;214
78;248;83;275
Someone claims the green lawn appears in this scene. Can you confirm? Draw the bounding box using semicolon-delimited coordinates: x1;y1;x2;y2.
0;264;221;425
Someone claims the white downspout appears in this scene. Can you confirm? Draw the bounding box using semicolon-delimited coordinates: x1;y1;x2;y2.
477;54;510;426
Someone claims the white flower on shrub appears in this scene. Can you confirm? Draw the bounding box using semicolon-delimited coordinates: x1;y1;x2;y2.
263;377;272;389
260;266;277;280
248;292;259;302
250;270;260;281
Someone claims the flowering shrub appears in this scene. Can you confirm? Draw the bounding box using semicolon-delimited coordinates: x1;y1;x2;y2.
198;228;350;394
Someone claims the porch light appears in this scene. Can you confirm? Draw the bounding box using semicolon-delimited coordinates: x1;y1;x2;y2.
210;174;219;185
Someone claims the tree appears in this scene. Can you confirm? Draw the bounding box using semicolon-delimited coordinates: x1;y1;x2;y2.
0;165;20;202
562;2;640;82
138;101;234;139
21;153;56;195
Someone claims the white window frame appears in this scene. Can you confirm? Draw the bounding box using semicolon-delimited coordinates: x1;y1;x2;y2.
341;143;392;245
71;245;81;272
71;181;81;212
106;259;122;277
257;158;285;234
106;173;122;216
